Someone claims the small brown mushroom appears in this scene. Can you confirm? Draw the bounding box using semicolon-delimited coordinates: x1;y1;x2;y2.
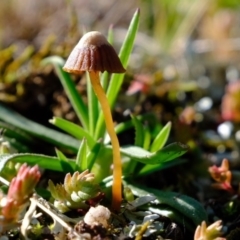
63;31;125;211
63;31;125;74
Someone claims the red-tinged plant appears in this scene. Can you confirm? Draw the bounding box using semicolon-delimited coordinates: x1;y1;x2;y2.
0;163;41;232
208;158;234;193
126;74;153;95
179;106;196;125
221;80;240;122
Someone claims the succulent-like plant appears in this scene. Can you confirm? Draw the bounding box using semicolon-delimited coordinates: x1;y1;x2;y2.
194;220;225;240
48;169;102;213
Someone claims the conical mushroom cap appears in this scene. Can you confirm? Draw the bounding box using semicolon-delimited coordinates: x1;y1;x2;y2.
63;31;125;74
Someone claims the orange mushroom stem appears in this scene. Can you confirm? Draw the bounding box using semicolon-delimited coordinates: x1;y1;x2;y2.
88;71;122;211
63;31;125;211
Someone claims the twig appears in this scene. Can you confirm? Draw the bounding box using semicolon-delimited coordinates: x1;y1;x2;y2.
30;195;81;238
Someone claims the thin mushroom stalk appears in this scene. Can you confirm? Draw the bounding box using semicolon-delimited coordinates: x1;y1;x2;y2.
63;31;125;211
88;71;122;211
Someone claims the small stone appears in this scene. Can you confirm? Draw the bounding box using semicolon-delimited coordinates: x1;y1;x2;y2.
84;205;111;228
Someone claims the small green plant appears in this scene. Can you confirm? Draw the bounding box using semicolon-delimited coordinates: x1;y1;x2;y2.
48;170;101;213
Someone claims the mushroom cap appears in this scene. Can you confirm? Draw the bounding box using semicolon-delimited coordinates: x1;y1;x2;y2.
63;31;125;74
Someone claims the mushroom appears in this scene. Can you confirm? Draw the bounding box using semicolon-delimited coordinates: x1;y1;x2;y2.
63;31;125;211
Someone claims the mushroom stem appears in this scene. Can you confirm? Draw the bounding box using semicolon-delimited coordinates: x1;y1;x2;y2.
88;71;122;211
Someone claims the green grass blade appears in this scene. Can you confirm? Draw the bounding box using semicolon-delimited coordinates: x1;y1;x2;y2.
0;121;35;152
101;72;110;93
103;113;155;145
120;142;188;165
107;9;140;106
76;138;88;171
55;149;68;161
0;121;34;144
87;141;102;171
114;113;154;135
95;9;140;139
42;56;89;130
0;153;75;172
0;104;80;153
150;121;172;152
138;159;187;176
50;117;96;149
87;72;98;136
132;115;144;147
143;126;151;150
100;25;114;91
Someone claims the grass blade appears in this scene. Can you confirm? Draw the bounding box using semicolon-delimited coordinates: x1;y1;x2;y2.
76;138;88;171
0;153;75;172
87;141;102;171
42;56;89;130
132;115;144;147
50;117;96;149
0;103;80;153
0;121;34;144
143;126;151;150
138;159;187;176
55;149;68;161
95;9;140;139
100;25;114;91
87;72;98;136
107;8;140;107
150;121;172;152
120;142;188;165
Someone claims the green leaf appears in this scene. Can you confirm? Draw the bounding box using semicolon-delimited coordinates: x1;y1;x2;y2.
124;115;146;175
120;142;188;164
50;117;95;149
103;113;154;145
0;153;75;173
76;138;88;171
0;103;80;153
147;206;195;231
150;121;172;152
42;56;89;130
107;8;140;106
0;121;34;144
95;8;140;139
55;149;68;161
100;72;109;93
114;113;155;136
138;159;187;176
143;125;151;150
87;141;102;171
100;25;114;91
131;115;144;147
87;72;98;136
128;184;208;227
